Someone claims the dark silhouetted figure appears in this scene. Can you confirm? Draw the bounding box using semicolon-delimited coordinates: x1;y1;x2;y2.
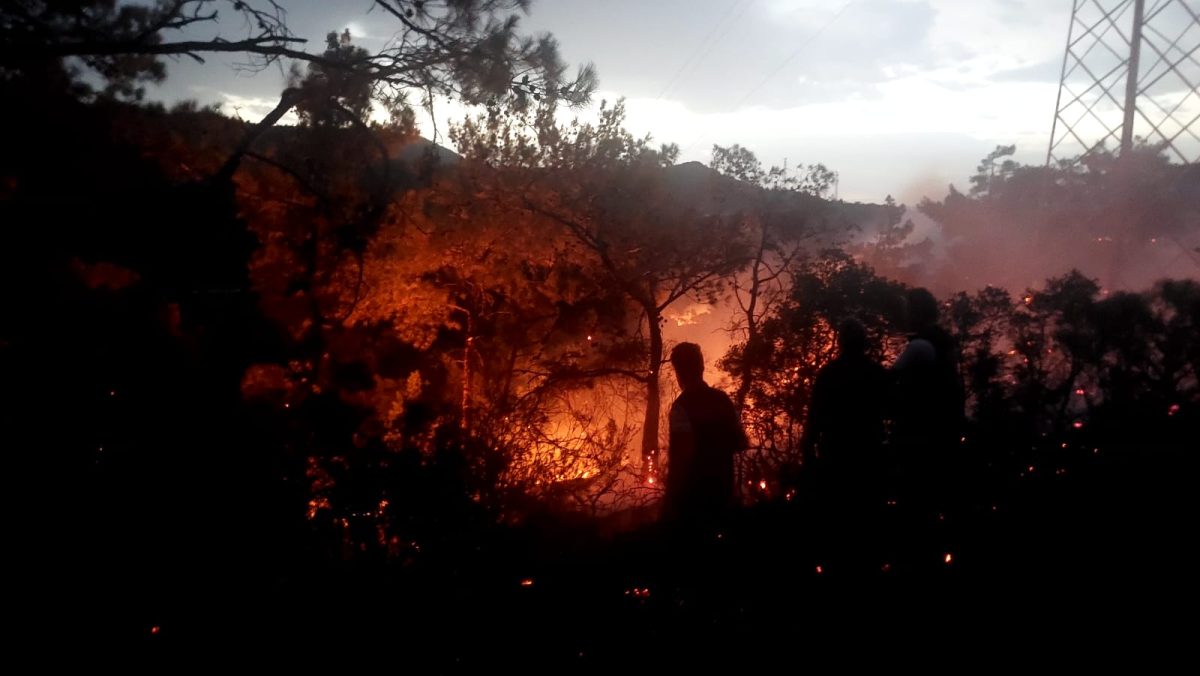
891;288;965;554
663;342;747;530
802;318;888;572
803;318;888;466
892;289;962;449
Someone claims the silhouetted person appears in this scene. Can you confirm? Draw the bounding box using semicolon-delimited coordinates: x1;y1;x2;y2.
663;342;747;530
891;288;965;551
892;289;962;447
803;318;888;467
802;318;888;572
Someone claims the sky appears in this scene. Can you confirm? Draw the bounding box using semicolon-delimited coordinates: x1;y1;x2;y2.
148;0;1198;204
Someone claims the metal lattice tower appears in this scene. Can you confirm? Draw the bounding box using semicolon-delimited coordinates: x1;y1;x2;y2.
1048;0;1200;165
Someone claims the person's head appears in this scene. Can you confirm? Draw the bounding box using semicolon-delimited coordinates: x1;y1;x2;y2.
669;342;705;389
836;317;868;357
905;287;939;332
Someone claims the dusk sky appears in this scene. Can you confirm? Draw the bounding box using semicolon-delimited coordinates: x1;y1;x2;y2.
148;0;1178;203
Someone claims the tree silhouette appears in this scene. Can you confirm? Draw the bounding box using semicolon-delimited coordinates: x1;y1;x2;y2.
452;100;751;477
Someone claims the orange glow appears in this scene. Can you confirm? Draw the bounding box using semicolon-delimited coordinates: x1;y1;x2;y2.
758;479;767;491
520;578;534;587
306;497;331;521
944;553;953;565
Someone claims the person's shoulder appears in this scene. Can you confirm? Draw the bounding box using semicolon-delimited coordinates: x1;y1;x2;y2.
706;383;734;400
906;338;938;359
694;383;732;407
669;392;689;411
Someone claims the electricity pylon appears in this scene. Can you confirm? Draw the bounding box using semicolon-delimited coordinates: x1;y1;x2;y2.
1048;0;1200;164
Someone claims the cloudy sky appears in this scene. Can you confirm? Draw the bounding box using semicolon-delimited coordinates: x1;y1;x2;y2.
149;0;1191;203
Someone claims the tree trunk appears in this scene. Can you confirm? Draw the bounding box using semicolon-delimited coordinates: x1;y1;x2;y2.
641;305;664;478
736;228;768;409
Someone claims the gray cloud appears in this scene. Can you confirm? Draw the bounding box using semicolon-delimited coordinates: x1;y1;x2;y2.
525;0;942;113
992;58;1063;83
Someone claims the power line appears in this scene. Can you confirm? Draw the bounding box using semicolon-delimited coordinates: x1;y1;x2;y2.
658;0;756;100
734;0;860;110
680;0;861;156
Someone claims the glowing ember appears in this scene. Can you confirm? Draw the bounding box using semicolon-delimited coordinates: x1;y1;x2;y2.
944;553;953;565
785;489;796;502
815;565;823;575
1168;404;1180;416
758;480;767;491
881;563;892;573
520;578;534;587
1075;388;1086;395
1072;420;1084;429
646;475;655;485
150;625;160;635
